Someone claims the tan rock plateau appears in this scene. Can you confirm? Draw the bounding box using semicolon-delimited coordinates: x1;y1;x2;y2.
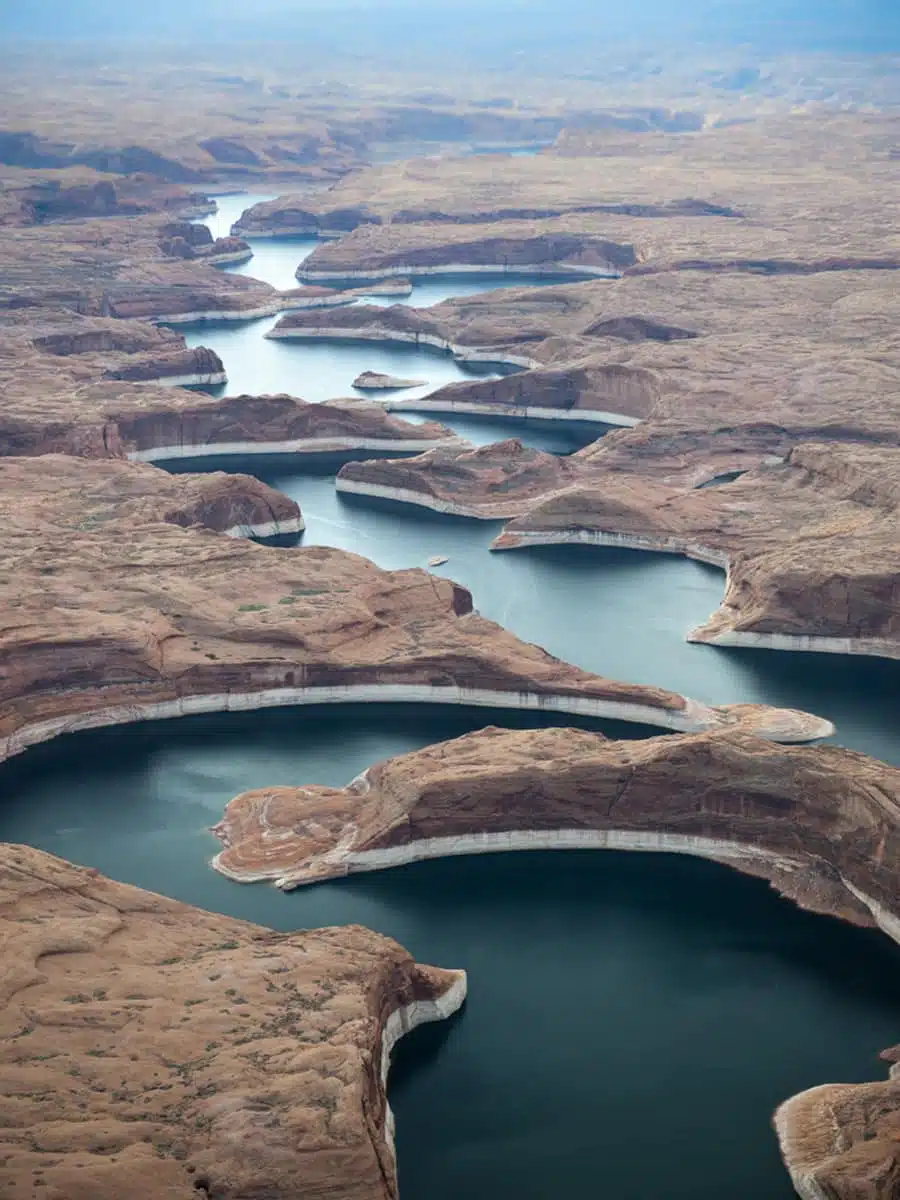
1;453;303;540
336;438;584;517
0;843;465;1200
0;454;832;763
210;725;900;935
495;442;900;659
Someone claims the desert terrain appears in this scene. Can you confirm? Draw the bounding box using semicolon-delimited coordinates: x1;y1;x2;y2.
0;34;899;1200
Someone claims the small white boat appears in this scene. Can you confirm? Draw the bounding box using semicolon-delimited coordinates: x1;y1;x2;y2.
428;555;449;567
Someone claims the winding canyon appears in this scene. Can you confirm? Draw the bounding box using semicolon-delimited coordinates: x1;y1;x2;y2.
2;47;900;1200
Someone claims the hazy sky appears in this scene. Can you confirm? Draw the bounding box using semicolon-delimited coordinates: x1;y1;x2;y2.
2;0;898;51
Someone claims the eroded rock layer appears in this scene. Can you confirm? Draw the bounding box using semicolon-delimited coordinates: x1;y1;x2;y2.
210;724;900;935
495;442;900;658
0;454;832;762
0;843;465;1200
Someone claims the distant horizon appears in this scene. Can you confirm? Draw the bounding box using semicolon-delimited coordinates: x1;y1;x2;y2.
3;0;900;53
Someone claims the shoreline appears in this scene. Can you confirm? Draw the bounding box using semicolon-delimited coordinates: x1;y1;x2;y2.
380;971;468;1163
0;682;832;769
153;371;228;387
127;435;467;463
204;249;255;266
490;527;730;567
263;324;539;369
491;529;900;661
211;819;900;948
213;822;805;890
335;475;571;519
687;627;900;659
297;262;621;284
377;396;638;425
222;515;305;539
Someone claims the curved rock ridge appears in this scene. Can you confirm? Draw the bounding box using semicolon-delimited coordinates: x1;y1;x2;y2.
0;456;832;763
112;394;465;463
1;366;463;461
296;227;637;283
336;438;586;517
265;303;541;369
0;842;465;1200
210;725;898;935
492;442;900;659
376;360;656;425
2;454;303;542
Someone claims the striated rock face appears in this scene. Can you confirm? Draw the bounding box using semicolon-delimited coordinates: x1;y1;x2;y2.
375;361;660;423
0;454;832;763
296;226;638;281
337;438;584;517
268;303;446;345
494;442;900;659
0;843;465;1200
101;345;225;385
109;394;464;463
1;454;303;540
210;724;900;935
233;197;380;238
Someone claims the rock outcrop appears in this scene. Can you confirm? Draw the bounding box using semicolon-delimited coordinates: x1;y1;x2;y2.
110;394;464;463
0;843;465;1200
776;1062;900;1200
0;454;833;765
2;454;304;541
297;226;638;282
336;438;584;516
370;361;659;424
210;724;900;934
352;372;426;391
495;443;900;659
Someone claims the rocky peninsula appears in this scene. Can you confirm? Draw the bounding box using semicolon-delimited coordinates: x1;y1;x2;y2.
334;437;900;659
0;453;834;765
336;438;585;517
211;724;900;935
0;843;465;1200
495;442;900;659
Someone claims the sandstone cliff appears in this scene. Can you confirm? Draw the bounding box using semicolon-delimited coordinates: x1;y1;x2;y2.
210;724;900;935
0;843;464;1200
495;443;900;659
0;455;832;763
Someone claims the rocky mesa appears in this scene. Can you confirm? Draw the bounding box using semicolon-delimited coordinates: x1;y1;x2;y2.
210;723;900;930
0;842;465;1200
495;442;900;659
0;454;833;765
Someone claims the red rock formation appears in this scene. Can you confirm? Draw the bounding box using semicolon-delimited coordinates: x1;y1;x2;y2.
210;725;900;937
0;843;464;1200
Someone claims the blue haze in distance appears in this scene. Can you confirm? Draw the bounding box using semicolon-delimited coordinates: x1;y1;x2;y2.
2;0;899;52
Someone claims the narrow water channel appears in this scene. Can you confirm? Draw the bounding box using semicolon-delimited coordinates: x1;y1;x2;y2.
3;193;898;1200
